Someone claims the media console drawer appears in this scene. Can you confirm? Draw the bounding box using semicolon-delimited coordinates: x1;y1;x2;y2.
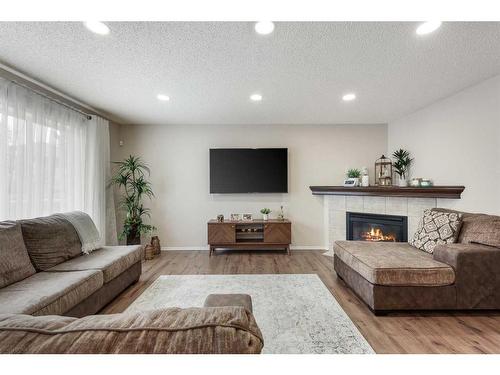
207;220;291;256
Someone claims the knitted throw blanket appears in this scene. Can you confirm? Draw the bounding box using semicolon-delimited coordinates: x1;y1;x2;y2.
60;211;102;254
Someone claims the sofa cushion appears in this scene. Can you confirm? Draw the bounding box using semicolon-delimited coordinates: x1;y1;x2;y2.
19;214;82;271
409;209;463;253
47;245;143;283
334;241;455;286
457;214;500;248
0;307;264;354
0;270;103;315
0;221;36;288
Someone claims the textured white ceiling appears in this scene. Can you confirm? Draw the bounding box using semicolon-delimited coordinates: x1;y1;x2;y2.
0;22;499;125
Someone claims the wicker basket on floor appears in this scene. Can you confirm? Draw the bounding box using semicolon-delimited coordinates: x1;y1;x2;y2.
151;236;161;255
144;244;156;260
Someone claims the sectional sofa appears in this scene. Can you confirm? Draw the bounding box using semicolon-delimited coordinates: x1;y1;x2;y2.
0;214;142;317
334;208;500;313
0;214;264;354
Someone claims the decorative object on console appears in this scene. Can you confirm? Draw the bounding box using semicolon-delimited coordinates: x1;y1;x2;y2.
409;209;463;254
243;214;253;221
217;214;224;222
344;168;361;187
112;155;156;245
392;149;413;187
277;205;285;221
409;177;422;187
260;208;271;221
230;213;242;221
374;155;392;186
361;167;370;187
151;235;161;255
420;179;433;187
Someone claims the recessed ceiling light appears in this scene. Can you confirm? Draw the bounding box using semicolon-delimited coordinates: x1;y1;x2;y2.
250;94;263;102
416;21;442;35
83;21;110;35
157;94;170;101
254;21;275;35
342;93;356;102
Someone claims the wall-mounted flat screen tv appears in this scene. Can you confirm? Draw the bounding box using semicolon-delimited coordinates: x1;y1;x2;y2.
210;148;288;193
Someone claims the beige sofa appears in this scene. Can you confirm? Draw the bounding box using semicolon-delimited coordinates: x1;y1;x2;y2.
0;214;143;317
334;208;500;313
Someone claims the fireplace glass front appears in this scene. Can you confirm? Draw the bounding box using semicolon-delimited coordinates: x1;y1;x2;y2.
346;212;408;242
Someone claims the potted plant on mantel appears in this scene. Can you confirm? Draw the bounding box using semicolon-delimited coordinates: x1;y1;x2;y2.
112;155;156;245
392;149;413;187
346;168;362;186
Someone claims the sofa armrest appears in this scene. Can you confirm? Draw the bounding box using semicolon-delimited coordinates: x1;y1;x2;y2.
433;243;500;309
433;242;500;267
204;293;253;312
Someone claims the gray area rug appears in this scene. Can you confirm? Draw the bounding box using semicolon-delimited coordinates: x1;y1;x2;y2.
126;274;374;354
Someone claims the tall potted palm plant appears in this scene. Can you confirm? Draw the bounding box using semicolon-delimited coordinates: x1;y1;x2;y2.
112;155;156;245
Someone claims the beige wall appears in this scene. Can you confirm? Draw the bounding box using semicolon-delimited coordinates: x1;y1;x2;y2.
388;74;500;214
112;123;387;249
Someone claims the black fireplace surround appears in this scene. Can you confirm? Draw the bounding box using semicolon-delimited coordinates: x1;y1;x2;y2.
346;212;408;242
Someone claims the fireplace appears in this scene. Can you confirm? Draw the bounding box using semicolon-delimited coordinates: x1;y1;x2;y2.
346;212;408;242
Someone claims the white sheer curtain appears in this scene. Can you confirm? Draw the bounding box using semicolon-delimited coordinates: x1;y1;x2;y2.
0;77;117;245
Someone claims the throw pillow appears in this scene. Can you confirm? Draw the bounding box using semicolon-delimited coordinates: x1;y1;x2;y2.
0;221;36;288
410;209;463;254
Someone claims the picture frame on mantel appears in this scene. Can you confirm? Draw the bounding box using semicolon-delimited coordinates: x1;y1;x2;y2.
343;178;359;187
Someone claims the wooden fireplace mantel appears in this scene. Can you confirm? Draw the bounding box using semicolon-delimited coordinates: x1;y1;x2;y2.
309;186;465;199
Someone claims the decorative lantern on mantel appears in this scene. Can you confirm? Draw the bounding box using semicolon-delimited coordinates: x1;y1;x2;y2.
374;155;393;186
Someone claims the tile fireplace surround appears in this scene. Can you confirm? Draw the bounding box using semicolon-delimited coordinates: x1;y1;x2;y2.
324;196;437;249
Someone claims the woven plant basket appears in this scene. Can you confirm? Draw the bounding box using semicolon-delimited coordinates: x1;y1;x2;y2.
151;236;161;255
144;244;156;260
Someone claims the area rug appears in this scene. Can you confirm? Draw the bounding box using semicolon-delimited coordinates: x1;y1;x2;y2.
126;274;374;354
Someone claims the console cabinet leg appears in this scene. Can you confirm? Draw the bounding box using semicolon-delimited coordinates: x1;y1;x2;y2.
286;245;291;256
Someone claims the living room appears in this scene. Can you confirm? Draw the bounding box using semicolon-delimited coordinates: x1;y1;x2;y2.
1;0;500;372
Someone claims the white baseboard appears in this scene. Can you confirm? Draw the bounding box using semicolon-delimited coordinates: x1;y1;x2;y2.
161;246;209;251
290;245;328;251
161;245;328;251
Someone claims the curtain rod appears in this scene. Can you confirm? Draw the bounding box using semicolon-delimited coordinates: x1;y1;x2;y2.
5;77;93;120
0;64;113;122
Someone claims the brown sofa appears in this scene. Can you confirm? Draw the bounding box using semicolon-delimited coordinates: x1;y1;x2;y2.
334;208;500;313
0;214;143;317
0;295;264;354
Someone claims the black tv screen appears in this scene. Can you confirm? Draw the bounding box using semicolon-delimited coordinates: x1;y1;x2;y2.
210;148;288;193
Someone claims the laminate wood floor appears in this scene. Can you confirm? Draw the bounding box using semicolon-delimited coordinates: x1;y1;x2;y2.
102;250;500;354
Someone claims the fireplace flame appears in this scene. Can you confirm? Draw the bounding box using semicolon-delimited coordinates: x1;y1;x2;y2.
362;227;396;242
